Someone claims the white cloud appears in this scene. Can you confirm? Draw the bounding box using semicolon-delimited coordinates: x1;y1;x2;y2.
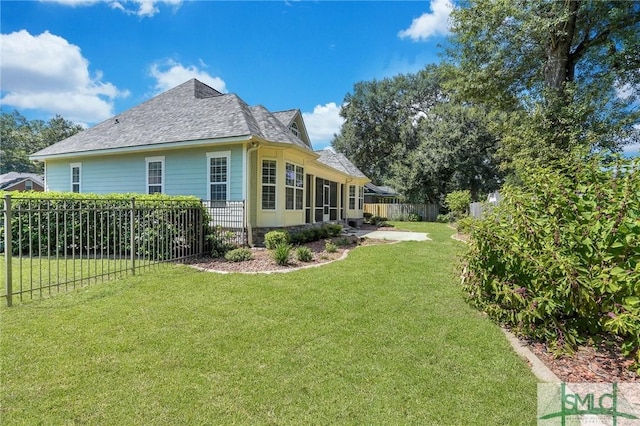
398;0;453;41
302;102;344;149
149;60;227;93
43;0;182;17
0;30;127;124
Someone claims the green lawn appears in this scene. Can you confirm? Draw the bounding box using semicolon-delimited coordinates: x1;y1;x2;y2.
0;223;537;424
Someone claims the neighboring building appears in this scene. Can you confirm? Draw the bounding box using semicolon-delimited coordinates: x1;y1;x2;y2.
29;79;369;244
364;183;401;204
0;172;45;191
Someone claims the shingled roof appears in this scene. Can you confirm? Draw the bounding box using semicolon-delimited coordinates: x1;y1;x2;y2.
31;79;310;158
315;149;367;178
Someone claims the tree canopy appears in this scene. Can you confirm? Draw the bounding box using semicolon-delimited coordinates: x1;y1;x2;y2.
447;0;640;168
0;111;83;174
332;65;502;203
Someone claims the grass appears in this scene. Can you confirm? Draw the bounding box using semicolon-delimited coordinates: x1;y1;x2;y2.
0;223;537;424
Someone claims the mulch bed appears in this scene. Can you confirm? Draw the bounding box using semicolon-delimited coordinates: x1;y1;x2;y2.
524;337;639;383
187;237;392;274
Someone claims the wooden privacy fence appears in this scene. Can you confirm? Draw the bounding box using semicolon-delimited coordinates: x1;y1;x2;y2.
364;203;440;222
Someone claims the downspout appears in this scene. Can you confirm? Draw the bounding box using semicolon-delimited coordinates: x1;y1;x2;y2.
245;139;260;246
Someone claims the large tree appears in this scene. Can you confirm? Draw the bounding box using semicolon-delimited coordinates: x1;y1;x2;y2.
333;65;502;203
0;111;83;174
448;0;640;168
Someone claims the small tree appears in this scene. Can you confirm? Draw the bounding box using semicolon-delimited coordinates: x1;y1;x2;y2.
444;190;471;218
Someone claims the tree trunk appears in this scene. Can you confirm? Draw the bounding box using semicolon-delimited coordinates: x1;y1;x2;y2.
543;0;579;90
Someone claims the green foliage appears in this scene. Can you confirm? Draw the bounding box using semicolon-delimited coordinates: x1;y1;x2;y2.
448;1;640;170
333;65;502;203
407;213;422;222
207;229;237;258
289;225;334;244
1;191;206;261
462;155;640;369
445;190;471;216
264;230;290;249
295;246;313;262
455;215;475;234
224;247;253;262
333;236;357;247
272;243;291;266
324;241;338;253
436;213;451;223
1;111;83;174
369;216;388;226
324;223;343;237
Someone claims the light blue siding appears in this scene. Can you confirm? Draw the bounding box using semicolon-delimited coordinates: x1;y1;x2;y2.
44;145;245;200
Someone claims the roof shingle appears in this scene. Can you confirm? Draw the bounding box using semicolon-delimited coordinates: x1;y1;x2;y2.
31;79;310;158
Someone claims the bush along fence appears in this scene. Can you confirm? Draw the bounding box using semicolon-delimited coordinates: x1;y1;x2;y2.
1;193;242;306
462;155;640;371
363;203;440;222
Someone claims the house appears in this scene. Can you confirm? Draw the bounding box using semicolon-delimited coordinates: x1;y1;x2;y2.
364;183;401;204
0;172;45;191
29;79;369;245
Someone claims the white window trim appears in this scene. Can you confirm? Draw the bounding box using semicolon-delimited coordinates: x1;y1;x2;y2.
261;158;277;211
145;156;165;194
358;185;364;210
25;180;33;190
285;161;304;211
348;184;356;210
70;162;81;193
206;151;231;201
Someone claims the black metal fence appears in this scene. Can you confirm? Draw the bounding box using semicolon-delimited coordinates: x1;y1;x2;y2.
1;195;246;306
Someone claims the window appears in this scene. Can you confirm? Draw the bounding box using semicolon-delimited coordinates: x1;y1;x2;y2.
25;180;33;191
348;185;364;210
146;156;164;194
285;162;304;210
262;159;276;210
207;152;229;202
289;122;300;138
349;185;356;209
70;163;81;193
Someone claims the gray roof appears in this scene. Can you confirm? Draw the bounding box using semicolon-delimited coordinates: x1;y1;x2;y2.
364;182;398;196
0;172;44;189
272;110;298;127
31;79;310;158
315;149;367;179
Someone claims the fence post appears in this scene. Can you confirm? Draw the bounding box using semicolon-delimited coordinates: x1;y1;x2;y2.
4;195;13;307
130;197;135;276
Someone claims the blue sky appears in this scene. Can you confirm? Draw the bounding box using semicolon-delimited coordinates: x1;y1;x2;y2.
1;0;452;150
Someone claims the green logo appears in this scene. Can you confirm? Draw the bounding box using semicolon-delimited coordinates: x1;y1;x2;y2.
538;382;640;425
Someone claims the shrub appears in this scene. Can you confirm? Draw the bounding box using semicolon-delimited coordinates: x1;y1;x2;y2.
224;247;253;262
333;236;356;247
1;191;206;260
363;212;373;222
264;230;290;249
370;216;388;226
407;213;422;222
436;213;451;223
325;223;343;237
455;215;475;234
272;243;291;266
208;228;237;258
462;155;640;371
445;190;471;217
295;246;313;262
324;240;338;253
